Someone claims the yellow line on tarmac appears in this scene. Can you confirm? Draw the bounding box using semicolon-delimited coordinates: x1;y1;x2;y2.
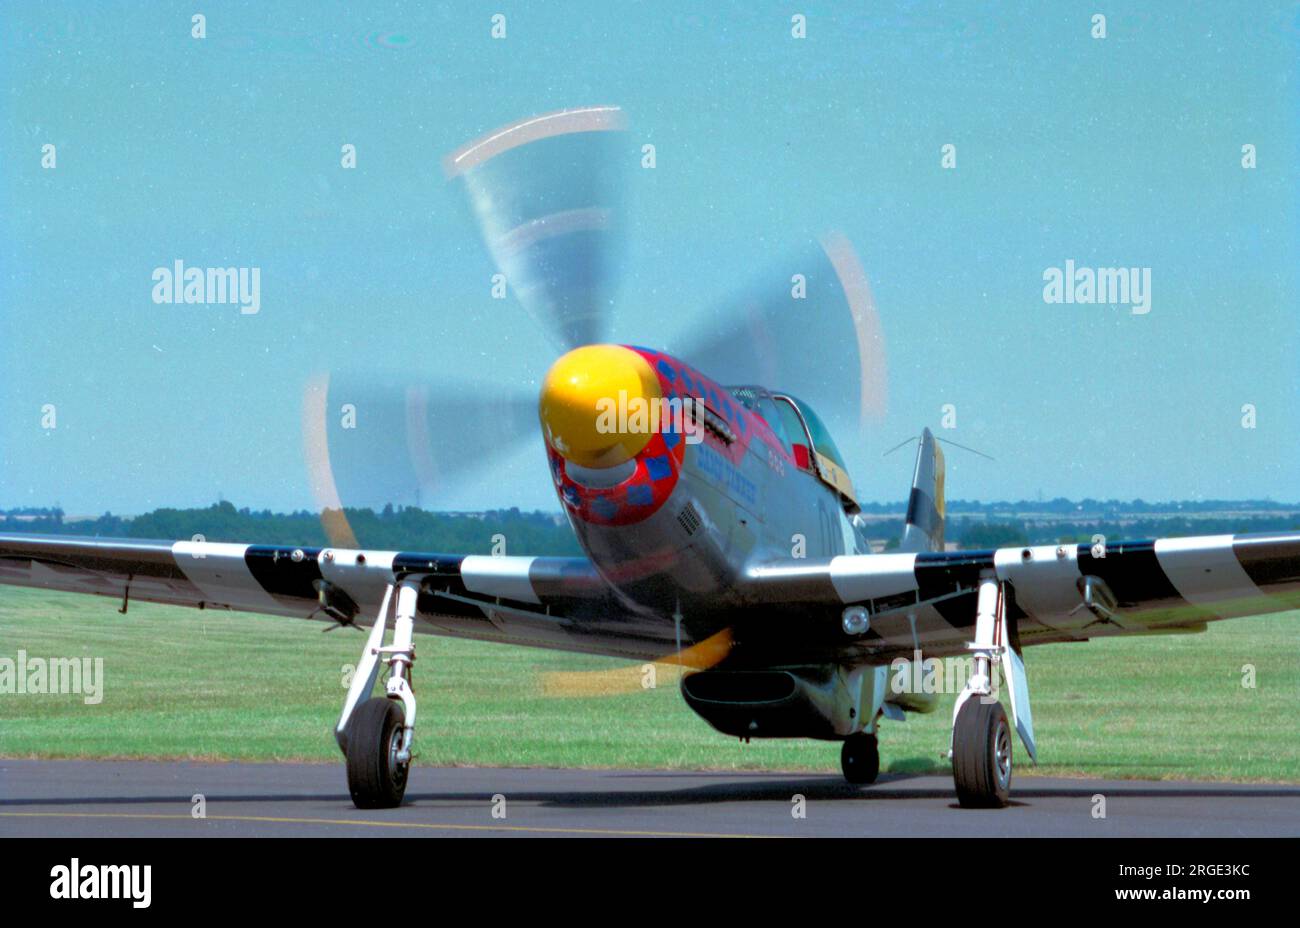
0;810;777;839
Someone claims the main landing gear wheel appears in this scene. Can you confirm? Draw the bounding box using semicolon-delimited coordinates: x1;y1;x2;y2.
346;697;409;809
952;699;1012;808
840;732;879;785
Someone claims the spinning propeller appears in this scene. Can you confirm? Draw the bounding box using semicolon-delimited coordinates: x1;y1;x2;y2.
301;105;889;687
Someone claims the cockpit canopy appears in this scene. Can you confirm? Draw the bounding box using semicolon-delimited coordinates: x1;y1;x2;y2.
727;386;859;513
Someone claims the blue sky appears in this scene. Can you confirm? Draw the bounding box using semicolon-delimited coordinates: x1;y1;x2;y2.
2;1;1297;515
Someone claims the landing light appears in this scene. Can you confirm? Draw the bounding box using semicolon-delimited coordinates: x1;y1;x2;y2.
842;606;870;636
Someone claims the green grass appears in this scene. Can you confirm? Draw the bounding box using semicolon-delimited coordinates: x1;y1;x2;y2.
1;586;1296;782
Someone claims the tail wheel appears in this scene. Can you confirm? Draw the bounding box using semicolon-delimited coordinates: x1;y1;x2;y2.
840;732;879;785
346;697;409;809
952;698;1012;808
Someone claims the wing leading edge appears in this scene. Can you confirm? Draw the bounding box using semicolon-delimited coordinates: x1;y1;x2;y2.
742;532;1300;661
0;533;673;661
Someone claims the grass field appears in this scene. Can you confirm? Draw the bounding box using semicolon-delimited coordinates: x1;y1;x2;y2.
1;585;1296;782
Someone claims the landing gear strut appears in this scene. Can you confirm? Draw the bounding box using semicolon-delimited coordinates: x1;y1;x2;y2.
841;732;879;785
336;580;420;809
949;569;1034;809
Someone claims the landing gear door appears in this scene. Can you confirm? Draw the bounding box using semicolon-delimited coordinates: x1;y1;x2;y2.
997;602;1037;764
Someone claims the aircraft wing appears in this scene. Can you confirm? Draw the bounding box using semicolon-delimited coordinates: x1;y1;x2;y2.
742;532;1300;662
0;533;671;660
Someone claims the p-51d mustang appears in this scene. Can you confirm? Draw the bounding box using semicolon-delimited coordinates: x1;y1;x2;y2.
3;107;1297;810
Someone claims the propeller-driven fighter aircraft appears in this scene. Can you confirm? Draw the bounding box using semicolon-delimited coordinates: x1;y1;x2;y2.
4;107;1297;809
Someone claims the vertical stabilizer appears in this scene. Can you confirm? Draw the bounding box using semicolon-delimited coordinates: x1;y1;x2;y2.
899;427;945;553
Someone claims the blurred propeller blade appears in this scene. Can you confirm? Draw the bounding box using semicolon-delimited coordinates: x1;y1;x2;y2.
667;232;887;434
444;105;629;351
303;373;538;546
538;629;734;698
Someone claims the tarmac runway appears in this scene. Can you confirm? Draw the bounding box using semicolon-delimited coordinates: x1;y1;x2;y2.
2;759;1297;837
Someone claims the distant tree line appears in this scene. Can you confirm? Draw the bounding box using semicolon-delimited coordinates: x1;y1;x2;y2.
952;514;1300;550
2;501;1297;554
855;497;1300;516
0;501;582;556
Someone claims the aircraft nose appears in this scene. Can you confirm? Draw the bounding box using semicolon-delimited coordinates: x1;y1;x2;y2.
539;345;662;469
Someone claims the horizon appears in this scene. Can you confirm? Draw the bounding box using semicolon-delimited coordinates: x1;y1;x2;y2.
6;495;1300;522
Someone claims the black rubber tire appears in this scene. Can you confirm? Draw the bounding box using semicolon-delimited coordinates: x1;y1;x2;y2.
952;698;1012;808
841;732;880;785
346;697;409;809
